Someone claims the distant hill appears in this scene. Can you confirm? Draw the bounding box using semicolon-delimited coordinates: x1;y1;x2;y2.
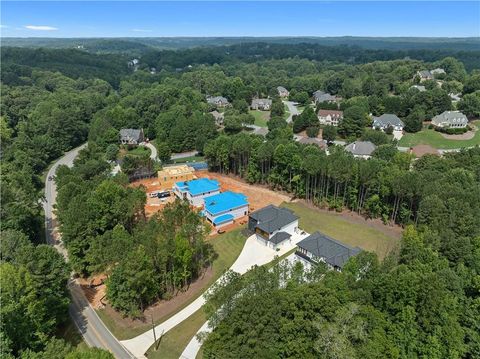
2;36;480;54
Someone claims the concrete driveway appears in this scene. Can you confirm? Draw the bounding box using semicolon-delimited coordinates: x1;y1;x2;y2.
283;101;300;123
393;130;403;141
122;231;309;358
179;231;309;359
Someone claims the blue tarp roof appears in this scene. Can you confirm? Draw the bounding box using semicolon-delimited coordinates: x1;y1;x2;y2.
204;191;248;215
213;214;234;225
175;178;220;196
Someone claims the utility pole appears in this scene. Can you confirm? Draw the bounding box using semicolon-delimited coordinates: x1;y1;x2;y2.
151;315;157;350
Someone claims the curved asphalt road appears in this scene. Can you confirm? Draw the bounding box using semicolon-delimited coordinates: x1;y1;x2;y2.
44;144;134;359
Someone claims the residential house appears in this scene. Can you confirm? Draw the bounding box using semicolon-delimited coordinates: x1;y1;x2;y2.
298;137;327;150
119;128;145;145
431;68;446;76
416;70;434;82
249;205;299;249
296;231;362;271
313;90;338;104
210;110;224;125
317;109;344;126
410;85;426;92
173;178;220;207
372;114;405;131
207;96;230;108
203;191;249;228
431;111;468;128
157;165;195;190
344;141;376;159
277;86;289;98
251;98;272;111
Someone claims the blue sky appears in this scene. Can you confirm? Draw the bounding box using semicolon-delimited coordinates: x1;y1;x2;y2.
1;1;479;38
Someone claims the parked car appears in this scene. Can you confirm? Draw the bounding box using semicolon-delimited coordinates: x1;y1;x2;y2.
157;191;171;198
149;191;159;198
217;229;225;234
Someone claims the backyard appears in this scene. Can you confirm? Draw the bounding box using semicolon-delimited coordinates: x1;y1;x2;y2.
398;121;480;149
249;109;270;127
96;228;248;340
119;145;151;157
281;201;401;260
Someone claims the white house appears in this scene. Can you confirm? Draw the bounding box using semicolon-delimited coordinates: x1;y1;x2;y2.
203;191;249;228
317;109;344;126
173;178;220;207
248;205;299;249
431;111;468;129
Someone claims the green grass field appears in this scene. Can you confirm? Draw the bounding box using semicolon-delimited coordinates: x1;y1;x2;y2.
172;155;205;164
97;228;247;340
126;146;151;157
281;202;400;260
398;121;480;149
249;109;270;127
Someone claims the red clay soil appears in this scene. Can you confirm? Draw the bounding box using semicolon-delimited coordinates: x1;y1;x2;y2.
129;178;176;217
78;274;108;309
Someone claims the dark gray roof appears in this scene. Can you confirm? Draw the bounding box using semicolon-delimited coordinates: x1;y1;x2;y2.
372;114;404;128
269;231;291;245
207;96;229;105
251;98;272;107
432;111;468;126
344;141;376;156
418;70;433;78
297;231;362;268
120;129;143;142
313;91;336;102
250;205;298;234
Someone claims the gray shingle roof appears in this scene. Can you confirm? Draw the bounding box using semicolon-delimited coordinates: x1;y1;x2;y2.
313;90;336;103
250;205;298;234
298;137;327;149
270;231;291;245
372;114;404;128
120;129;143;142
297;231;362;269
251;99;272;107
207;96;229;105
344;141;376;156
277;86;288;92
432;111;468;126
418;70;433;78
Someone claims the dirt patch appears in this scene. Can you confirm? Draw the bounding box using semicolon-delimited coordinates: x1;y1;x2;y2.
292;199;403;239
97;267;214;333
78;274;107;309
130;178;176;217
196;171;291;212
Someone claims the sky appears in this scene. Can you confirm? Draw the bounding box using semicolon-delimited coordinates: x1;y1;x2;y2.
1;1;479;38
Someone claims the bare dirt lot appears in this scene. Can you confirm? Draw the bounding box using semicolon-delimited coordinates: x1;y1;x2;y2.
129;178;175;217
196;171;291;212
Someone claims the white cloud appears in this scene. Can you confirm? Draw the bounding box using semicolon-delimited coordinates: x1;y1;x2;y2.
25;25;58;31
0;24;8;28
132;28;152;33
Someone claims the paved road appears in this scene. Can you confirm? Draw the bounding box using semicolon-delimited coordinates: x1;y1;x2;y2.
283;100;300;123
44;144;134;359
123;231;309;358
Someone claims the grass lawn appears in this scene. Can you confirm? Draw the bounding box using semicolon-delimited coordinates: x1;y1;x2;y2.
281;202;400;260
249;109;270;127
172;155;205;164
398;121;480;149
145;236;297;359
97;228;247;340
283;104;290;120
126;145;151;157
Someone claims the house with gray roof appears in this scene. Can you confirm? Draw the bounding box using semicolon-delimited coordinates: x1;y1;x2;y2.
298;137;327;149
251;98;272;111
416;70;433;82
249;205;299;249
410;85;426;92
313;90;338;104
344;141;376;159
372;114;405;131
119;128;144;145
431;111;468;129
296;231;362;271
277;86;289;98
430;68;446;76
207;96;230;108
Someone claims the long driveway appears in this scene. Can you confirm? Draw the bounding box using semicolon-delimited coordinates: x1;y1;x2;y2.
121;231;309;358
143;142;158;161
44;144;134;359
283;100;300;123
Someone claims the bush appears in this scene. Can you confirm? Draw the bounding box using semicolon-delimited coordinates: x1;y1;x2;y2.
434;126;468;135
306;126;320;138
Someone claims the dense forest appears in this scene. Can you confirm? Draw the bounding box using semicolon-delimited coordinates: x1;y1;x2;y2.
1;41;479;357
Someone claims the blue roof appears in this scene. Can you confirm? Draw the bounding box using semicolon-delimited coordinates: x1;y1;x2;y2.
213;214;234;225
204;191;248;215
175;178;220;196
